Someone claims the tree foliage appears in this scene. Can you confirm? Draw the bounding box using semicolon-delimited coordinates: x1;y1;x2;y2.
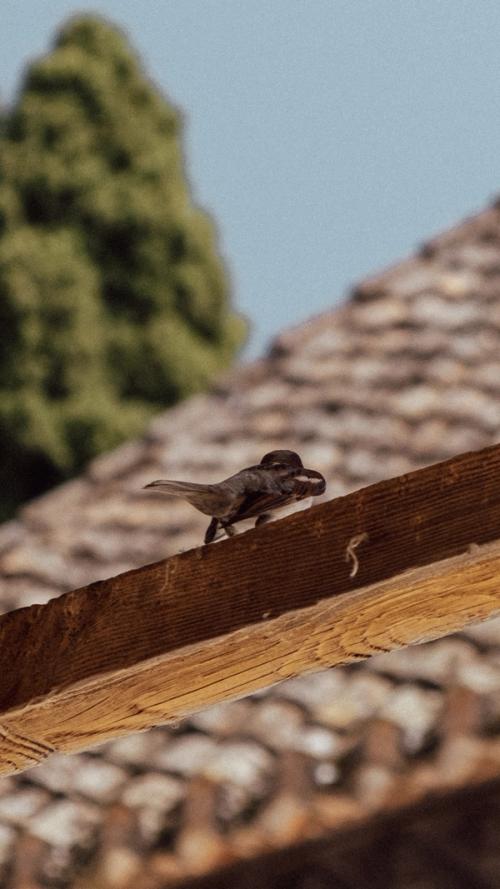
0;15;245;517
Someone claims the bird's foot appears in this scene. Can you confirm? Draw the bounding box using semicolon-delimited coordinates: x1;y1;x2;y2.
255;513;272;527
204;517;219;544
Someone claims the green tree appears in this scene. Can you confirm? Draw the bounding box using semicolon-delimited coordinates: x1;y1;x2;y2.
0;15;246;517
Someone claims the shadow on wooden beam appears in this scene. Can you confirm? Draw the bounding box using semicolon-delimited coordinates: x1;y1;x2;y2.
1;443;500;775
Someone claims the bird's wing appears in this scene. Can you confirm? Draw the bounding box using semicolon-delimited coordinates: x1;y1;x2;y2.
227;468;325;524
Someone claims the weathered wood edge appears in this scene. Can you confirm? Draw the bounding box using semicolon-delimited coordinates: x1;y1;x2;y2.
1;443;500;775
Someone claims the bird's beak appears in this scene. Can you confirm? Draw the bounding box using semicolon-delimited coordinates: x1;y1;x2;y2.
143;480;163;489
301;469;326;494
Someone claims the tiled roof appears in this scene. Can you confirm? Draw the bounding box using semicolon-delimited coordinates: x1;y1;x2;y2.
2;203;500;886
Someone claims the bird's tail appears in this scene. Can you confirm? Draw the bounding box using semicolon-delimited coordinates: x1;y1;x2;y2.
144;479;209;496
143;479;224;516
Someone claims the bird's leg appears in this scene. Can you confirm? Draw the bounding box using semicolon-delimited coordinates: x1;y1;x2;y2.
255;513;272;527
204;517;219;544
223;524;236;538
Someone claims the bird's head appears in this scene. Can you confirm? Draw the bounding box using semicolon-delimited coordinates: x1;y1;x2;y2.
259;450;303;469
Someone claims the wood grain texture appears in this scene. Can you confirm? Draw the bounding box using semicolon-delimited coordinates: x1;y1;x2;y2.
2;443;500;776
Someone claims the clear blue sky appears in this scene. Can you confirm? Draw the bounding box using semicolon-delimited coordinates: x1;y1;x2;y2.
2;1;500;356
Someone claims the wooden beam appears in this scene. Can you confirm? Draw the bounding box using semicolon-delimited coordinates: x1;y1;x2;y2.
2;443;500;776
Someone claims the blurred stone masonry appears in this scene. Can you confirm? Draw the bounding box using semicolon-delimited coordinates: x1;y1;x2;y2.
3;202;500;886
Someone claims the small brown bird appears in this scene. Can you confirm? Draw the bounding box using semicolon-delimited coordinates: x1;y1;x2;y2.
144;450;326;544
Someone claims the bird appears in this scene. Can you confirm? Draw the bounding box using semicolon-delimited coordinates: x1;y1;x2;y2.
144;450;326;544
